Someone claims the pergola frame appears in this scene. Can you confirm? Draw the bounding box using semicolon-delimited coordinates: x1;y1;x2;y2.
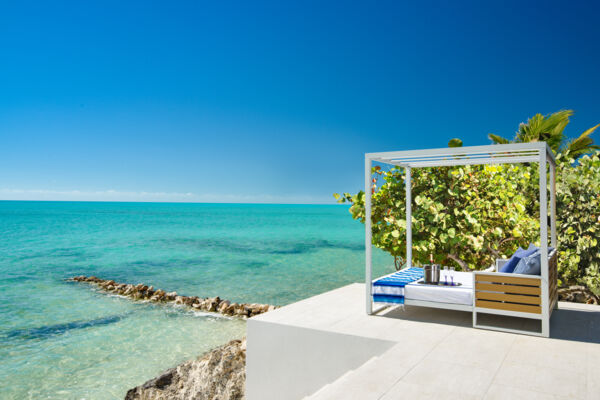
365;142;557;337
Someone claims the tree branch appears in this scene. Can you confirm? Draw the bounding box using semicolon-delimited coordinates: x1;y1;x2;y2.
498;236;516;247
447;254;470;271
486;245;500;258
394;256;404;271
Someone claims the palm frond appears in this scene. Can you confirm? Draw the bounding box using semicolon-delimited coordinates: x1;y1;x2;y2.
516;110;573;153
564;123;600;157
488;133;510;144
576;123;599;141
542;110;572;151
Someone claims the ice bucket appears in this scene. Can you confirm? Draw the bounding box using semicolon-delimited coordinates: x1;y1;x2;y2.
423;264;441;284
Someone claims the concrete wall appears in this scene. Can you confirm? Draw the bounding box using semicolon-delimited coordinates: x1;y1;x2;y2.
246;320;396;400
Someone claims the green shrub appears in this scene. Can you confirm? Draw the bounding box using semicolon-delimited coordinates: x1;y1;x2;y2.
335;151;600;294
556;152;600;294
336;110;600;292
335;163;539;271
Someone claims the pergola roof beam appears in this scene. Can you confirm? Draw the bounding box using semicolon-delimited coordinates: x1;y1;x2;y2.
383;151;540;163
367;142;545;160
372;155;541;168
368;143;556;168
396;155;541;168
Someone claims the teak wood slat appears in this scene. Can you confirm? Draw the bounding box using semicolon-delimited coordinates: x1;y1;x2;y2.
475;291;541;305
475;282;541;295
475;299;542;314
475;274;541;286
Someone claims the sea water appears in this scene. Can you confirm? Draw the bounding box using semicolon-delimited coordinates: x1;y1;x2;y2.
0;201;393;399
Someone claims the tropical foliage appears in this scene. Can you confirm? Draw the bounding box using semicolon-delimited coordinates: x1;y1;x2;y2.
488;110;599;158
335;111;600;293
335;163;539;271
556;151;600;292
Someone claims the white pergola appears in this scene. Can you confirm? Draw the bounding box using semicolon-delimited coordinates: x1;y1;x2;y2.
365;142;557;336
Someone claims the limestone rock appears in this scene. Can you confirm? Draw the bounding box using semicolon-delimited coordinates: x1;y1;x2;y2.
185;296;197;306
70;276;276;318
165;292;177;301
558;285;599;305
218;300;230;313
124;338;246;400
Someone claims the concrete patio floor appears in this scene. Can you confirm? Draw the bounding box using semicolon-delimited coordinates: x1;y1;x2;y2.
246;283;600;400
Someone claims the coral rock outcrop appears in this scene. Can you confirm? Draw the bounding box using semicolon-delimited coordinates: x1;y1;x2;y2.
70;276;276;318
124;338;246;400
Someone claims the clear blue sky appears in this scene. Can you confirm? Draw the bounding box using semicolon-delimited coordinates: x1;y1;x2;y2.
1;1;599;203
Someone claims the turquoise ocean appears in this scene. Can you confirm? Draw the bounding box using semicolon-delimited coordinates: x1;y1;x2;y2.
0;201;392;399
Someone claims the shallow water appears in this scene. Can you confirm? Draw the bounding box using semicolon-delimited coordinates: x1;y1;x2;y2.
0;201;392;399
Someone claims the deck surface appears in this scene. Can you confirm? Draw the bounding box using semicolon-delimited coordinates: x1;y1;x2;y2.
251;283;600;400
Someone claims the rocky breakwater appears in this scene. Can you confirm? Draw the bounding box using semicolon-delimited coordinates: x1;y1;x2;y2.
125;338;246;400
70;276;277;318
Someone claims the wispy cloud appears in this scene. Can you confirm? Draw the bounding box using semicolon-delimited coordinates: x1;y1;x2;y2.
0;188;332;204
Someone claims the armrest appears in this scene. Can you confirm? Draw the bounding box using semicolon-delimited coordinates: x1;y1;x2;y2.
495;258;509;272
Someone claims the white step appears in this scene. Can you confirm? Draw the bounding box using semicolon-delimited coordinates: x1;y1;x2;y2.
303;340;429;400
304;356;380;400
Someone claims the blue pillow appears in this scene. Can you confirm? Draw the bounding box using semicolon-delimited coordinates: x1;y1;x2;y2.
513;247;555;275
499;244;537;273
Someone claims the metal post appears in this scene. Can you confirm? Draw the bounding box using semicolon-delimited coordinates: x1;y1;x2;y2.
549;161;557;247
365;156;373;315
539;153;549;337
406;166;412;268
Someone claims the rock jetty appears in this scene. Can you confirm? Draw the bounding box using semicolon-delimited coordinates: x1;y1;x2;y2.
70;276;277;318
125;338;246;400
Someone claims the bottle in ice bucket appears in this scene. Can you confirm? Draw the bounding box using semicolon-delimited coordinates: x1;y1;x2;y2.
424;253;441;284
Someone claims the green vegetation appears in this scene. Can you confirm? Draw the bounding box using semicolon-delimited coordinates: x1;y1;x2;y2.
335;110;600;293
556;151;600;292
488;109;599;158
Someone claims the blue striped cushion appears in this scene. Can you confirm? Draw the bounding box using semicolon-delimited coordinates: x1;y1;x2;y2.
373;267;424;287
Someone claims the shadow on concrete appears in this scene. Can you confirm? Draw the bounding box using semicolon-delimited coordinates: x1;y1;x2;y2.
375;302;600;344
550;308;600;344
375;304;472;327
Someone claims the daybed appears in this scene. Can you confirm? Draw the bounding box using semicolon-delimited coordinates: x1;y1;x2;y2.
372;268;474;311
365;143;558;337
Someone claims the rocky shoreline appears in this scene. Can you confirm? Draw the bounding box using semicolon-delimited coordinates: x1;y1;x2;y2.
125;338;247;400
71;277;600;400
70;276;277;318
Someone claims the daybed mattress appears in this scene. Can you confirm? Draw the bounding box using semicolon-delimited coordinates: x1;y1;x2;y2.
373;271;473;306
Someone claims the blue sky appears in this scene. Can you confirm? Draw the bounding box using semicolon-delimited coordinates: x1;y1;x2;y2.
1;1;599;203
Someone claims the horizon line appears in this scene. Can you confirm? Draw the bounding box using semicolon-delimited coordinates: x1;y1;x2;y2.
0;199;343;206
0;188;340;205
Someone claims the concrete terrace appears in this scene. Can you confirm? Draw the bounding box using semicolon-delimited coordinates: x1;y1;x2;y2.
246;283;600;400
